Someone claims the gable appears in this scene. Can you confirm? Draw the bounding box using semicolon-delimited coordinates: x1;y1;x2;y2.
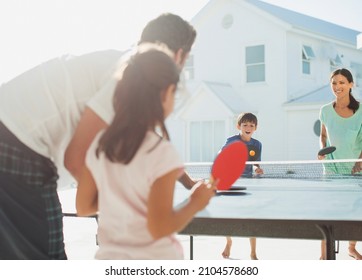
177;81;255;120
204;81;255;113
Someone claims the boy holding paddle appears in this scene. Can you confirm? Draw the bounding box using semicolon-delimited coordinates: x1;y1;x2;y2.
221;112;263;260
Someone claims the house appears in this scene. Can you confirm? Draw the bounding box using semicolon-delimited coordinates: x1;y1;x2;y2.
167;0;362;162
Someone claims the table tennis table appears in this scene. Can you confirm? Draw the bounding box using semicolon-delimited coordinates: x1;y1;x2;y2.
60;163;362;260
175;176;362;260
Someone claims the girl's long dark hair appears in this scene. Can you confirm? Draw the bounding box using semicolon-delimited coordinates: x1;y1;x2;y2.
96;50;180;164
331;68;360;112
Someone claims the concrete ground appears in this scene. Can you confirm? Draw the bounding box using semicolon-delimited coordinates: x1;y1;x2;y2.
62;215;357;260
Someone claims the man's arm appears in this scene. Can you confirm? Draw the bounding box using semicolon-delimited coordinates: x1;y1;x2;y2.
178;171;198;190
65;106;198;189
76;166;98;216
64;106;107;181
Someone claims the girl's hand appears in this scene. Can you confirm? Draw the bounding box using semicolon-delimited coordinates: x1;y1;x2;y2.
189;180;217;211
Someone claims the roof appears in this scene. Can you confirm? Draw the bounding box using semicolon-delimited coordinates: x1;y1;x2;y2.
285;85;334;105
245;0;360;45
203;81;255;113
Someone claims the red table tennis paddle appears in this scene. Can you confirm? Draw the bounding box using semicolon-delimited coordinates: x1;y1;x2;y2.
211;141;248;190
318;146;336;156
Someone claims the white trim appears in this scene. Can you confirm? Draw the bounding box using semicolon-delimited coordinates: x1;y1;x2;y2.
185;158;362;166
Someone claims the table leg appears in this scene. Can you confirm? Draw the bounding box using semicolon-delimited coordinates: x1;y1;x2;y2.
317;224;336;260
190;235;193;260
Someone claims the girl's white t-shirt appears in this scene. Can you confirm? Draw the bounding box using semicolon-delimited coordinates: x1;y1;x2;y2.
86;130;184;259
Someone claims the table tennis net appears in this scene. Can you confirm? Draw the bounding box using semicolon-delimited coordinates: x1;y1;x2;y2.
185;159;362;179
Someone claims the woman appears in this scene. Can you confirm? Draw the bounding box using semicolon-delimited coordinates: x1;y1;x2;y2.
318;68;362;260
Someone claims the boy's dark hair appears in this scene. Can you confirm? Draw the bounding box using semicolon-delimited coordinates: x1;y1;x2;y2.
237;113;258;126
139;13;196;55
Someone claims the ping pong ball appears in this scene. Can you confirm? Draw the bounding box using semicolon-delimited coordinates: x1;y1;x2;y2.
249;150;255;156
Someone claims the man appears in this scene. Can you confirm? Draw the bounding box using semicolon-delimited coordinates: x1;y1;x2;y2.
0;13;197;260
64;13;197;188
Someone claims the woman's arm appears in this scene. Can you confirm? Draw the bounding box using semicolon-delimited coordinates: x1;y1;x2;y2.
352;151;362;174
318;123;328;160
76;166;98;216
353;125;362;173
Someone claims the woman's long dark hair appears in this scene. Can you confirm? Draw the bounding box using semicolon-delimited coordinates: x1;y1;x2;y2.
331;68;360;112
96;50;180;164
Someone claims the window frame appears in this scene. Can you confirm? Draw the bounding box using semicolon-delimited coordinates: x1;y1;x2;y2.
189;120;226;162
302;45;315;75
183;54;194;80
350;62;362;88
245;44;265;83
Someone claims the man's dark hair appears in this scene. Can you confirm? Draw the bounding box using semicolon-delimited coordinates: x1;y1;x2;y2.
139;13;196;55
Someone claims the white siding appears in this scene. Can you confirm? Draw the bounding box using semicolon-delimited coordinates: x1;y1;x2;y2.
172;0;362;162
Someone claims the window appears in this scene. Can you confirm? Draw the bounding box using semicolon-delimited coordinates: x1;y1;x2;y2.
330;54;342;71
330;54;342;66
302;45;315;75
190;122;201;161
189;120;225;161
222;14;234;29
302;45;315;59
350;62;362;88
245;45;265;83
183;54;194;80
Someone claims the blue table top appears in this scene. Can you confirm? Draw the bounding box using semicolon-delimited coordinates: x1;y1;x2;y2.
174;177;362;222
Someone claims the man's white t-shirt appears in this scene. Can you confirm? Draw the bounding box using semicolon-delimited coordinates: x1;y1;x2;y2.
0;49;123;165
86;130;184;259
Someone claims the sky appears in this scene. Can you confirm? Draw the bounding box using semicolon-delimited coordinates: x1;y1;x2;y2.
0;0;361;84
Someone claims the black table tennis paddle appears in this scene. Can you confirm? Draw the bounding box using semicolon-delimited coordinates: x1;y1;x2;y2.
318;146;336;156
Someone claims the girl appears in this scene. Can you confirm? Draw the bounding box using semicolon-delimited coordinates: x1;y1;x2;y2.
76;49;216;259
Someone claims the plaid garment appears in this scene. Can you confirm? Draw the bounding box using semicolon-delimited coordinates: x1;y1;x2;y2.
0;123;66;259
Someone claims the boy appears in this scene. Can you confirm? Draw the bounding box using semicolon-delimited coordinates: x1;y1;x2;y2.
221;112;263;260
